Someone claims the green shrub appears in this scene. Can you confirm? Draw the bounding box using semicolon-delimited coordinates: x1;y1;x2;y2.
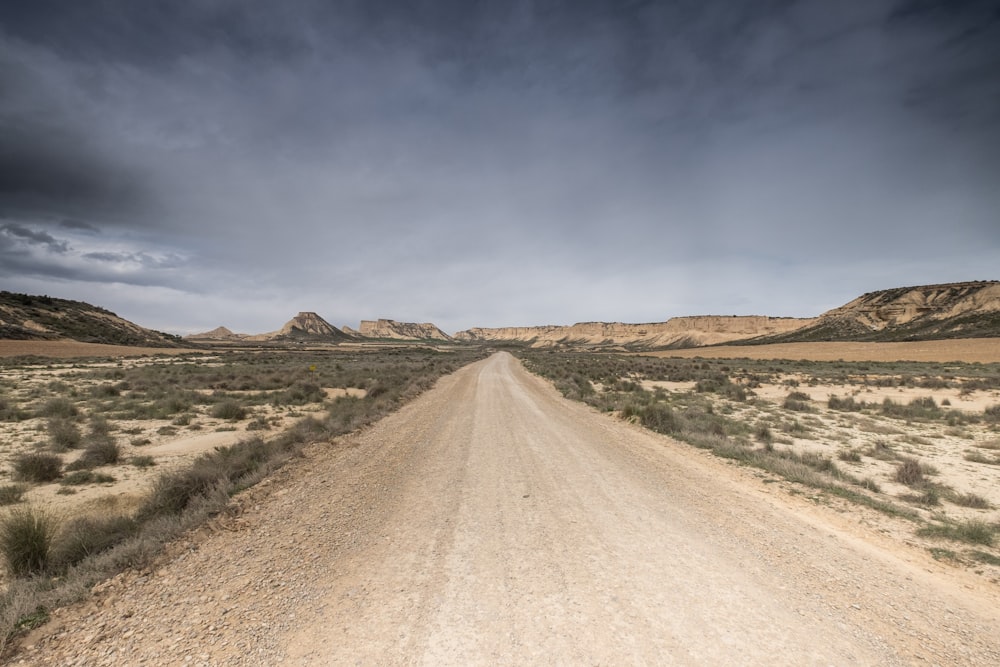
155;394;192;416
0;484;28;505
47;418;82;451
949;492;991;509
917;520;995;546
837;449;862;462
0;397;29;422
66;439;120;470
89;383;121;398
139;466;223;518
247;416;271;431
274;382;325;406
59;471;116;486
36;397;77;419
865;440;897;461
903;487;939;506
622;403;678;435
13;453;63;483
828;395;861;411
88;416;113;437
210;400;248;420
782;398;811;412
985;404;1000;423
965;450;1000;465
0;508;57;576
882;397;942;421
894;458;924;486
50;515;138;568
130;455;156;468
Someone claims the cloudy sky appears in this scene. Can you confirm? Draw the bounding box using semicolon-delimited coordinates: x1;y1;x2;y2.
1;1;998;335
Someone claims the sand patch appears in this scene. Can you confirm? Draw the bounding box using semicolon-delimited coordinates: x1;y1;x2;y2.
643;338;1000;363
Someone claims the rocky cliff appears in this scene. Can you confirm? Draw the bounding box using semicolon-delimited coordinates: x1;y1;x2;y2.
751;281;1000;343
351;319;452;341
455;316;814;349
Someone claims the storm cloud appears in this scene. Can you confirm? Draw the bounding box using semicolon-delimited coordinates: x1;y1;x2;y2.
1;1;997;334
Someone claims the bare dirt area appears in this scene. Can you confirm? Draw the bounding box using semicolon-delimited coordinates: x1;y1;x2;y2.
13;352;1000;665
0;341;206;359
646;338;1000;363
0;353;345;569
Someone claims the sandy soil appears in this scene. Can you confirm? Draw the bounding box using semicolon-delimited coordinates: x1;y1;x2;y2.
0;341;206;359
638;374;1000;542
645;338;1000;363
14;353;1000;665
0;356;335;521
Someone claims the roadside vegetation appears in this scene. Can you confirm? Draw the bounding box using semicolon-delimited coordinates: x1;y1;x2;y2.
519;351;1000;566
0;346;484;652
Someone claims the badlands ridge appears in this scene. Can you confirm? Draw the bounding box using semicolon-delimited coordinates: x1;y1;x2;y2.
1;281;996;350
185;280;999;349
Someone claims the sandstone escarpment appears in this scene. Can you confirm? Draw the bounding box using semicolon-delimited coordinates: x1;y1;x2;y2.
753;281;1000;343
454;316;814;349
351;319;452;341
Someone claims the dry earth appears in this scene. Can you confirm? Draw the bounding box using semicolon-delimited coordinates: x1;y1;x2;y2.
645;338;1000;363
12;352;1000;665
0;355;347;529
0;342;205;359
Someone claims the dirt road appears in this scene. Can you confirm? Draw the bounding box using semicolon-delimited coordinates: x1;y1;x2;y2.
16;352;1000;665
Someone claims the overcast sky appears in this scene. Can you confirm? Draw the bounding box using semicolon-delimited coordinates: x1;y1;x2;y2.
1;1;998;335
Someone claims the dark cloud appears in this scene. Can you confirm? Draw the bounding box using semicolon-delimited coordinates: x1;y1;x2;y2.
59;219;101;233
0;222;69;252
0;1;997;334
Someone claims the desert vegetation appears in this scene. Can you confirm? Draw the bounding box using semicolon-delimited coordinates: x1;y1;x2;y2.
0;346;484;649
519;351;1000;567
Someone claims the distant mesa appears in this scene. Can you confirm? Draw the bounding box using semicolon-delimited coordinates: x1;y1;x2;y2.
453;316;814;349
453;281;1000;348
187;315;452;344
348;319;452;342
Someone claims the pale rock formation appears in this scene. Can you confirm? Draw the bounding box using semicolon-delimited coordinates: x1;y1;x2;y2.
454;316;814;348
352;319;452;341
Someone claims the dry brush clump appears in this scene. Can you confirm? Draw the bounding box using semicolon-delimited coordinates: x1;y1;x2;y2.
0;509;57;577
12;453;62;484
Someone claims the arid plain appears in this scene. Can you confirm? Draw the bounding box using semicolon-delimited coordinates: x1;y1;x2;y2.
0;336;997;662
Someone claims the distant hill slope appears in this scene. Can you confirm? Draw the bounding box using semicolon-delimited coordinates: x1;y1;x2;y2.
0;291;183;347
454;316;813;349
347;319;452;341
185;326;247;342
747;281;1000;344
